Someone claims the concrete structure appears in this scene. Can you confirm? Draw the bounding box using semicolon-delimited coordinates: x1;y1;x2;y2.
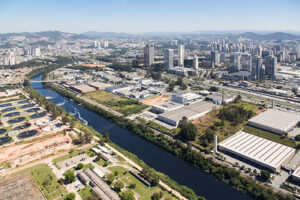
151;101;184;114
218;131;295;172
69;84;96;93
211;51;219;65
248;109;300;135
164;49;173;70
87;82;112;90
171;92;202;105
292;165;300;182
105;85;131;93
265;55;277;80
178;45;184;67
157;101;216;126
144;44;154;66
214;135;218;153
206;93;234;104
193;55;198;69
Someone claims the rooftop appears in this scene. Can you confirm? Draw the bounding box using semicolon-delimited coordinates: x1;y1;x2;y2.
248;109;300;133
219;131;295;171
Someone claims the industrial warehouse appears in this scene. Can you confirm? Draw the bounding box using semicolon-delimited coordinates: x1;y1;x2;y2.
218;131;295;172
157;101;216;126
248;109;300;135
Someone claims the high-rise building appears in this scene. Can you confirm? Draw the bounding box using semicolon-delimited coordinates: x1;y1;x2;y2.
193;55;198;69
178;45;184;67
241;53;252;72
265;55;277;80
230;52;241;71
164;49;173;70
33;47;41;57
252;56;263;80
211;51;219;65
144;44;154;66
170;40;178;46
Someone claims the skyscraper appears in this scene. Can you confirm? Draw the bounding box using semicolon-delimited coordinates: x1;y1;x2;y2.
230;52;241;71
211;51;219;65
144;44;154;66
178;45;184;67
252;56;263;80
193;55;198;69
265;55;277;80
241;53;252;72
164;49;173;71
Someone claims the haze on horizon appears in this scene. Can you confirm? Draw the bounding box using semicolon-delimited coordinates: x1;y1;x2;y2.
1;0;300;34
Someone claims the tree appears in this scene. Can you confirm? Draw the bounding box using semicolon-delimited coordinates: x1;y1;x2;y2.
114;181;124;192
178;118;197;141
103;132;110;142
129;183;136;189
295;134;300;141
233;95;242;103
58;178;64;185
260;170;271;182
120;190;135;200
64;193;75;200
209;86;219;92
151;192;163;200
64;170;76;184
77;163;84;170
62;116;70;124
107;173;115;184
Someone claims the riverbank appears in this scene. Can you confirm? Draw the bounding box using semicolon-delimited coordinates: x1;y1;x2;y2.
44;81;295;200
25;83;203;200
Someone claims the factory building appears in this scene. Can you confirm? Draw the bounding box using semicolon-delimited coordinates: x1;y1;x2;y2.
248;109;300;135
157;101;216;126
69;84;96;93
151;101;184;114
218;131;295;172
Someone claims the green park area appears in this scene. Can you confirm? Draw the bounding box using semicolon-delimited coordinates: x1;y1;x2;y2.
12;163;68;200
83;90;148;116
107;166;177;200
78;186;99;200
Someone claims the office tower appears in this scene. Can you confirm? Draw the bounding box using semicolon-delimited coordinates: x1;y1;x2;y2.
93;41;99;48
178;45;184;67
193;55;198;69
252;56;263;80
265;55;277;80
164;49;173;71
230;52;241;71
170;40;178;46
211;51;219;65
241;53;252;72
102;41;109;48
144;44;154;66
33;47;41;57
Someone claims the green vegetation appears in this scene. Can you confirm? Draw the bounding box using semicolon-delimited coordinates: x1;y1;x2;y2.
78;186;98;200
84;90;148;116
48;83;294;200
194;101;258;150
12;164;67;200
64;193;75;200
244;125;296;148
178;117;198;141
260;170;271;182
63;169;76;184
107;166;176;200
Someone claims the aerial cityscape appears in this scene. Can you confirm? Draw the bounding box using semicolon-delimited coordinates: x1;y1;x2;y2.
1;0;300;200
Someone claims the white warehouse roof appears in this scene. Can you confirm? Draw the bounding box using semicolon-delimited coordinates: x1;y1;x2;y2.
248;109;300;134
218;131;295;172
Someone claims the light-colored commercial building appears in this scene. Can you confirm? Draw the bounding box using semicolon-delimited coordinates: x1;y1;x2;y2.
218;131;295;172
248;109;300;135
151;101;184;114
157;101;216;126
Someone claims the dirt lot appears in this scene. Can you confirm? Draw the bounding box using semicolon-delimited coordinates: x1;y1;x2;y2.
0;133;73;167
0;172;44;200
140;94;170;106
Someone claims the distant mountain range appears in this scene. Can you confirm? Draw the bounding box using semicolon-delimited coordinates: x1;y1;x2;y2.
0;30;300;41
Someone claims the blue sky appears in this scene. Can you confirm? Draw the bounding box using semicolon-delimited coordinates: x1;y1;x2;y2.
0;0;299;33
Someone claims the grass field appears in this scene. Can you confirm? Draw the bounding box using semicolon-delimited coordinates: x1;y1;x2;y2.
108;166;177;200
52;150;83;166
244;125;297;148
78;186;99;200
84;90;148;116
192;101;260;150
12;163;67;200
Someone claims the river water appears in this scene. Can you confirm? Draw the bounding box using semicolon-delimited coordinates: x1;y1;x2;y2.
30;75;250;200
